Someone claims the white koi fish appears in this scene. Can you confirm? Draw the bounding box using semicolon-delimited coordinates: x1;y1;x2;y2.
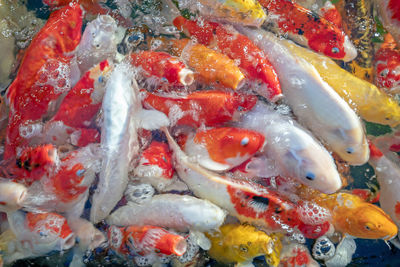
239;27;368;166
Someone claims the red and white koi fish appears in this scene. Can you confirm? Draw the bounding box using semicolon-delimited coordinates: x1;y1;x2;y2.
371;131;400;164
108;225;187;257
90;63;169;223
368;141;400;238
130;51;194;87
134;141;175;191
179;127;265;172
4;211;75;263
0;180;27;212
239;103;342;194
42;60;112;147
240;27;368;165
164;128;329;237
142;90;257;128
375;0;400;46
73;15;117;78
259;0;356;61
279;242;319;267
107;194;226;232
22;144;101;218
5;3;83;160
173;16;282;102
374;34;400;94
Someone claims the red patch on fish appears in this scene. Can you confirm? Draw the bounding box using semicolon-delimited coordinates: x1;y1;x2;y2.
368;140;384;158
395;201;400;220
140;141;174;179
26;212;73;240
51;162;87;202
389;0;400;21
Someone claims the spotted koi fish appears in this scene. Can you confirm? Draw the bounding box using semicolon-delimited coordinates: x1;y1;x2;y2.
130;51;194;87
259;0;356;61
173;16;282;101
108;225;187;257
142;90;257;128
5;3;83;160
179;127;265;172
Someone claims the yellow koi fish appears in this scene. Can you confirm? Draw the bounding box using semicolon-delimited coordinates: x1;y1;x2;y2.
205;224;281;266
282;39;400;127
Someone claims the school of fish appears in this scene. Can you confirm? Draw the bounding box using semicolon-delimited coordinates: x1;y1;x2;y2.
0;0;399;266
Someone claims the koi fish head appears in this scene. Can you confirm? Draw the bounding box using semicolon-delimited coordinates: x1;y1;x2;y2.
137;141;174;179
344;203;398;240
192;127;265;170
374;47;400;94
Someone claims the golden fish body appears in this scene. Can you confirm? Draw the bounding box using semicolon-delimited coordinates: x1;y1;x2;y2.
282;39;400;127
205;224;279;266
314;192;398;240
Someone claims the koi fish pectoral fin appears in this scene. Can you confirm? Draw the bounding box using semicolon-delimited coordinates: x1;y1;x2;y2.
138;109;170;131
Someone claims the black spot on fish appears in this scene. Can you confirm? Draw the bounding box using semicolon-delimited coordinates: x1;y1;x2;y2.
252;196;270;206
16;159;22;168
297;28;304;35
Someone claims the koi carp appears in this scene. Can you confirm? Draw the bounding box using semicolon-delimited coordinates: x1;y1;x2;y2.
4;211;75;263
107;193;226;232
374;34;400;94
240;27;368;165
180;127;265;172
5;3;83;160
279;242;319;267
90;62;170;223
0;180;27;212
142;90;257;128
239;102;342;194
259;0;356;61
168;38;246;90
130;51;194;87
295;0;343;28
375;0;400;46
108;225;187;257
173;17;282;101
281;37;400;127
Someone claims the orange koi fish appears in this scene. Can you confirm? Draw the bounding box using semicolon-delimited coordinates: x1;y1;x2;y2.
6;211;75;261
173;17;282;101
142;90;257;127
169;39;245;90
180;127;265;172
259;0;356;61
5;3;83;159
280;243;319;267
374;34;400;94
134;141;175;190
130;51;194;87
295;0;343;28
108;225;187;257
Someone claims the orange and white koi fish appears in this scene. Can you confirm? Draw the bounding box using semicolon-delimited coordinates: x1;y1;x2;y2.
164;128;330;237
4;211;75;263
130;51;194;87
142;90;257;128
134;141;175;191
179;127;265;172
368;141;400;239
169;39;245;90
107;194;226;232
22;144;101;218
279;243;319;267
0;180;27;212
90;62;169;223
5;3;83;160
239;103;342;194
73;15;117;77
108;225;187;257
42;60;112;147
374;34;400;94
259;0;356;61
240;27;368;165
295;0;343;28
173;17;282;101
375;0;400;46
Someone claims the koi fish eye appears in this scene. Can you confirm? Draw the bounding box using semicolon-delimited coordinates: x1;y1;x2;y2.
305;172;315;180
241;137;249;146
346;147;354;154
98;76;104;83
365;225;371;230
331;47;340;54
239;244;248;252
